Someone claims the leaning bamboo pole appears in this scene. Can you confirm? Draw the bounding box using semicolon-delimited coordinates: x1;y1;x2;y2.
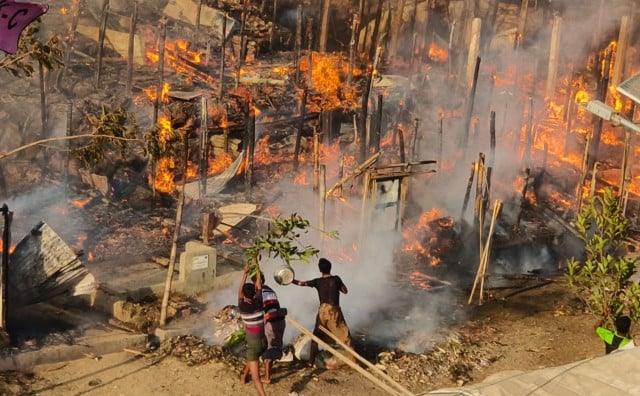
468;199;502;305
326;152;381;197
318;325;414;396
286;317;403;396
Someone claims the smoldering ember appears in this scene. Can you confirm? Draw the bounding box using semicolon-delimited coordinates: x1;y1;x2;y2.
2;0;640;394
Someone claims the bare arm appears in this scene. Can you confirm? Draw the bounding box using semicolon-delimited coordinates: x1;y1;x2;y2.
292;279;308;286
238;263;250;299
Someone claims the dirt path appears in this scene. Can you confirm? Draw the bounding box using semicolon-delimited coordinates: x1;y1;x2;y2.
0;279;614;396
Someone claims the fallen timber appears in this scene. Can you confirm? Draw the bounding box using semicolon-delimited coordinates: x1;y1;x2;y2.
8;222;96;309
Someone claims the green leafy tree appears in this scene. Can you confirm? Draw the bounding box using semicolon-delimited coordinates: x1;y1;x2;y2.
566;187;640;327
244;213;338;275
0;23;63;77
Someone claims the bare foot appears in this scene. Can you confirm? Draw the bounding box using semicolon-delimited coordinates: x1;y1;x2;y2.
261;378;271;384
240;373;249;384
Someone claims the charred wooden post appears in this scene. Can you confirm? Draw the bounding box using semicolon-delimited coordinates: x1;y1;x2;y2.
389;0;405;59
368;0;384;62
126;2;138;96
38;62;46;139
518;0;529;38
245;105;256;197
306;19;313;88
294;88;308;171
360;64;373;163
294;1;303;85
461;161;476;220
95;0;110;87
523;95;534;167
56;0;81;90
269;0;277;51
219;14;227;99
356;0;366;53
576;132;592;213
194;0;203;48
319;164;326;240
411;117;420;162
611;15;631;88
474;152;486;225
348;12;358;85
514;167;530;229
64;102;72;186
545;15;562;99
235;4;249;89
319;0;330;53
372;94;383;152
326;152;381;197
154;18;168;124
562;66;575;123
462;56;481;149
199;96;208;199
447;20;456;76
587;45;612;172
619;130;631;200
466;18;481;88
0;204;12;334
589;162;600;200
313;128;320;190
398;127;406;163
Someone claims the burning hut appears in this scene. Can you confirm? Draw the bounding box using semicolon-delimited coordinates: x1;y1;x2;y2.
2;0;640;382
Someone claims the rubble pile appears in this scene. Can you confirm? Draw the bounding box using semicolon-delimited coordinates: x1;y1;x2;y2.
159;334;243;370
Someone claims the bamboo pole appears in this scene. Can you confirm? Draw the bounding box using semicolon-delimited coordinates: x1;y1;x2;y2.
294;1;303;85
56;0;81;90
372;94;383;151
319;0;330;52
194;0;203;48
478;199;502;304
462;56;481;148
125;1;138;96
326;152;381;197
545;15;562;99
318;325;414;396
389;0;405;59
154;17;168;124
313;128;320;190
589;162;600;200
368;0;384;62
159;134;188;327
518;0;529;38
319;165;326;241
293;88;308;170
398;127;406;163
0;205;12;332
269;0;277;52
460;161;476;220
469;199;502;305
219;13;227;99
199;96;208;199
611;15;630;88
411;117;420;162
474;153;485;222
576;132;591;213
514;167;530;230
95;0;110;87
245;104;256;199
38;62;46;139
348;12;358;85
619;130;631;199
307;19;313;88
286;317;403;396
523;95;534;168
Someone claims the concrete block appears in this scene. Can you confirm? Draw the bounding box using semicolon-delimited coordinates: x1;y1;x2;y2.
179;242;217;294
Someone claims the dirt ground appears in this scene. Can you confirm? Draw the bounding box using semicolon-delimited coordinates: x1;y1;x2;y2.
0;278;610;396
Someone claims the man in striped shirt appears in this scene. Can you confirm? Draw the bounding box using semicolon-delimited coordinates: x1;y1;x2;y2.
252;271;286;383
239;264;267;396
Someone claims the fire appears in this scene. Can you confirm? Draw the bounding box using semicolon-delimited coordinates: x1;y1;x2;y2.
186;161;198;179
300;53;343;111
162;227;170;237
294;170;308;185
428;43;448;62
60;7;68;14
401;208;444;264
575;88;589;104
87;251;94;261
69;197;92;208
139;82;171;104
154;157;176;193
0;240;15;254
209;152;233;175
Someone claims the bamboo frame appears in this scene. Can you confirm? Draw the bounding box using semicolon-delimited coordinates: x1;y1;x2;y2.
286;317;404;396
469;199;502;305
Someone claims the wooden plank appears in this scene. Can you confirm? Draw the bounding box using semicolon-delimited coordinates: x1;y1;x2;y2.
214;203;257;236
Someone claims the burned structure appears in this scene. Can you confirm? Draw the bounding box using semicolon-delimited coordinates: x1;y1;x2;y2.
0;0;640;358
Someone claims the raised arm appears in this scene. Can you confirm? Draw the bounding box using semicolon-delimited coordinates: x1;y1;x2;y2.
292;279;308;287
238;263;250;299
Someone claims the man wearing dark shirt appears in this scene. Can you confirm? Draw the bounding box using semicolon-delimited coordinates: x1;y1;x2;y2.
292;257;353;367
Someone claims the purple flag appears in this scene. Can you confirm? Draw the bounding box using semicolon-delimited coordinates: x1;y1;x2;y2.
0;0;48;54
